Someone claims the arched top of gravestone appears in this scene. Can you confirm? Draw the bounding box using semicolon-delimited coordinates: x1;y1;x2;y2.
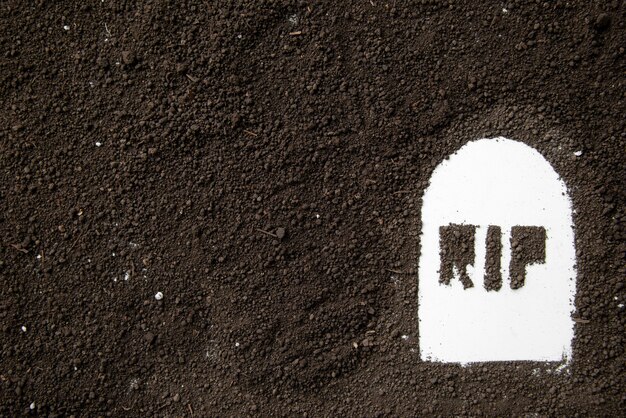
422;137;572;228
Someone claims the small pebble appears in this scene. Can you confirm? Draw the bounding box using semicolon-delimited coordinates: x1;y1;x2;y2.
275;227;286;240
595;13;611;31
121;50;135;65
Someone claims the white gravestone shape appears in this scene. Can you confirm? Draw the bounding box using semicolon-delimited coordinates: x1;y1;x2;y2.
418;137;576;363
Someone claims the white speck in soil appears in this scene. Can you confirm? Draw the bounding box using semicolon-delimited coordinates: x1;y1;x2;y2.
21;326;27;332
554;363;568;374
30;402;35;410
155;291;163;301
63;25;70;31
574;150;583;156
95;142;102;147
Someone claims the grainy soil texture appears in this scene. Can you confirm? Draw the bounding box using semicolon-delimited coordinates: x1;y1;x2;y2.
1;0;625;416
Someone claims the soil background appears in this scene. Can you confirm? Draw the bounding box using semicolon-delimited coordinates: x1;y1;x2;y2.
1;0;625;416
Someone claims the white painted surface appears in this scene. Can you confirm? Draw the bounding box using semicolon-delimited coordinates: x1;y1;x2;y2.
418;137;576;363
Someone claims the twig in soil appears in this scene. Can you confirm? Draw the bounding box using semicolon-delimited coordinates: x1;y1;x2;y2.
256;228;278;238
393;190;412;194
289;31;302;36
386;268;405;274
9;244;28;254
243;130;258;137
572;317;590;324
188;404;194;416
186;74;199;82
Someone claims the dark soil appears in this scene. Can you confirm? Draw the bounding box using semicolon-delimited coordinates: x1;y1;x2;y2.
509;225;546;290
439;224;475;289
484;225;503;291
1;1;625;416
